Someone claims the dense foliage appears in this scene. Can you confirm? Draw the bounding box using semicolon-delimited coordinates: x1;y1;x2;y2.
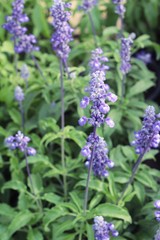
0;0;160;240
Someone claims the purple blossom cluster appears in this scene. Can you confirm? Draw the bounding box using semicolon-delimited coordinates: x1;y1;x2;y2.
81;133;114;177
93;216;119;240
120;33;135;75
154;200;160;222
79;0;98;12
112;0;126;18
50;0;73;64
79;48;117;177
132;106;160;155
155;229;160;240
79;48;117;128
14;86;24;102
6;131;36;156
3;0;39;53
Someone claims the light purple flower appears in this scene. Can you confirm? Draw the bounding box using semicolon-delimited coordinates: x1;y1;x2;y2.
82;133;114;177
6;131;36;156
155;229;160;240
3;0;39;54
79;48;118;128
21;64;30;80
50;0;73;64
79;48;117;177
78;116;88;126
120;33;135;75
93;216;119;240
132;106;160;155
112;0;126;18
79;0;98;12
14;86;24;102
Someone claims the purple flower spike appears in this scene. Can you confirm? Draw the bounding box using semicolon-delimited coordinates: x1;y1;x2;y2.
120;33;135;75
155;229;160;240
93;216;119;240
79;48;118;128
132;106;160;155
50;0;73;64
6;131;36;156
79;48;117;177
3;0;39;54
14;86;24;102
82;133;114;177
112;0;126;18
79;0;98;12
21;64;30;80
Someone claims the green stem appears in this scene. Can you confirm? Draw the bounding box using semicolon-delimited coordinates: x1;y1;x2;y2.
121;74;126;101
31;54;46;81
60;60;67;199
24;151;42;211
84;126;97;214
118;135;154;204
19;101;25;133
14;39;18;75
88;11;98;48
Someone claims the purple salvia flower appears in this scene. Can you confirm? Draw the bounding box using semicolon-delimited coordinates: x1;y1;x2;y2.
14;86;24;102
120;33;135;75
3;0;39;54
6;131;36;156
79;0;98;12
78;116;88;126
83;134;114;177
21;64;30;80
154;200;160;209
155;229;160;240
154;200;160;223
112;0;126;18
50;0;73;64
132;106;160;155
135;50;152;65
79;48;117;128
79;48;117;177
93;216;119;240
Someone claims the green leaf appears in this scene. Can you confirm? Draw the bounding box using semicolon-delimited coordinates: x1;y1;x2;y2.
42;193;62;205
2;180;27;193
93;203;132;223
127;80;154;97
86;223;94;240
69;191;82;212
4;210;33;238
134;182;145;204
43;207;68;231
27;228;43;240
0;203;15;217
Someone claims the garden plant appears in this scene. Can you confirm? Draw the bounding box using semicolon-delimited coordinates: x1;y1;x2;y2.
1;0;160;239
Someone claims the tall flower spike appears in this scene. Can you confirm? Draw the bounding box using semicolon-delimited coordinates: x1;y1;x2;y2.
120;33;135;75
3;0;39;54
50;0;73;65
14;86;24;102
93;216;119;240
79;0;98;12
132;106;160;155
112;0;126;18
79;48;118;178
